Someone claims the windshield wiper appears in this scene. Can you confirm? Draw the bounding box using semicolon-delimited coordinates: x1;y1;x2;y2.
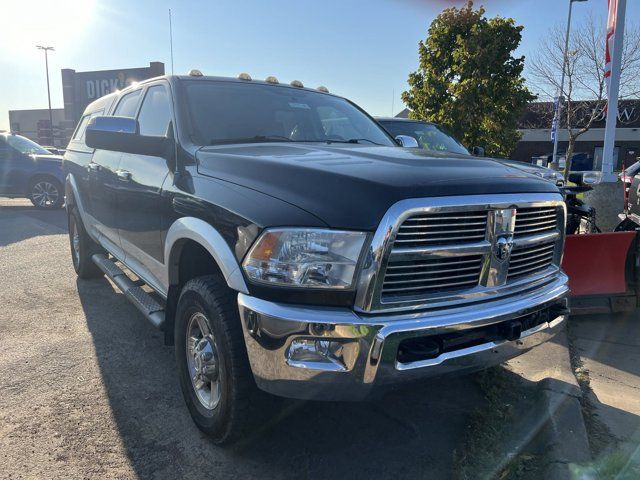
325;138;384;146
210;135;293;145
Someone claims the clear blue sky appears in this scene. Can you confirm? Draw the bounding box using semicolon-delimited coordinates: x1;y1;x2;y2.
0;0;635;131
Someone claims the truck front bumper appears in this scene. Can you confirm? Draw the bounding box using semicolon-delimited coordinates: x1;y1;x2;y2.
237;273;569;401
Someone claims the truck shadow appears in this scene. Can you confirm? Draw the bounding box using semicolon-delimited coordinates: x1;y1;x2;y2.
77;277;640;479
76;277;487;479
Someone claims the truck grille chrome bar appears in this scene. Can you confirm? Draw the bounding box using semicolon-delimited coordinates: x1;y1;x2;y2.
394;211;488;247
382;254;484;298
508;242;556;280
354;194;566;314
514;207;558;237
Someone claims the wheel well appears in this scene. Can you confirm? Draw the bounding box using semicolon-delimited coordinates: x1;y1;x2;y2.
164;239;227;345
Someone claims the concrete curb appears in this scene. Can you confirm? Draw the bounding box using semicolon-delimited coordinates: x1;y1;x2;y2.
539;376;592;479
538;330;592;480
506;329;592;479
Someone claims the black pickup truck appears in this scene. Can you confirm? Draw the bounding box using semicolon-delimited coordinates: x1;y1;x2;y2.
63;72;569;443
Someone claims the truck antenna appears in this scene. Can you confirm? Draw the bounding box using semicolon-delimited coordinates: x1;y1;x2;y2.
169;9;175;75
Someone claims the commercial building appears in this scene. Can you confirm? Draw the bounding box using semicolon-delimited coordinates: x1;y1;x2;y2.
8;108;69;147
512;100;640;171
7;61;164;147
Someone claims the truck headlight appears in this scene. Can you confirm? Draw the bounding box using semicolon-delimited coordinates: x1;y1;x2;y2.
242;229;367;289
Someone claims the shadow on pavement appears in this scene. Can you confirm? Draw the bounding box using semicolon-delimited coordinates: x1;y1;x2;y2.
567;314;640;471
569;312;640;378
0;201;67;247
74;275;640;478
76;276;487;480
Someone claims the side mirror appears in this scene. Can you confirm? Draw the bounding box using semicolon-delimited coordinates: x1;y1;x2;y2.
395;135;419;148
85;116;169;157
471;146;485;157
567;171;602;186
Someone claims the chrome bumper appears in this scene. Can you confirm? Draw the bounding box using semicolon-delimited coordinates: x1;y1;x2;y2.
238;273;569;401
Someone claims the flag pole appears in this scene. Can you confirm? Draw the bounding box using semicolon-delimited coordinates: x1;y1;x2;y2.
602;0;626;181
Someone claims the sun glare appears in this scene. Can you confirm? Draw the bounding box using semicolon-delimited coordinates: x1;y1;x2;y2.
0;0;96;54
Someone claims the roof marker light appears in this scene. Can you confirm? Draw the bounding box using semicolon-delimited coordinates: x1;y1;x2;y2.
238;72;252;81
265;76;279;84
317;86;329;93
188;69;203;77
290;80;304;88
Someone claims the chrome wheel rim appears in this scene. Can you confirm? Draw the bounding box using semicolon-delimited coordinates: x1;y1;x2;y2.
71;220;80;266
186;311;222;410
32;181;59;207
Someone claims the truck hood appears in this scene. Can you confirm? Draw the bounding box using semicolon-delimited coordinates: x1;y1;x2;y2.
196;143;560;230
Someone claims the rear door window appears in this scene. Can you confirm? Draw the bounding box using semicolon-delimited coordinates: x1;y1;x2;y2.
72;115;90;140
71;110;104;144
113;90;142;118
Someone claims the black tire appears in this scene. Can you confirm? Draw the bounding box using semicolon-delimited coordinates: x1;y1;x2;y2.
68;208;104;279
175;275;258;444
615;218;638;232
29;177;64;209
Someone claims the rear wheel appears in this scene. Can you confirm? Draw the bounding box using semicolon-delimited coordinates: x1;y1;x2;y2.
175;276;258;444
68;208;103;279
29;177;64;209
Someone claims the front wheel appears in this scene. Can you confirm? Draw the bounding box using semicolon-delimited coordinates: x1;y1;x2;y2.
68;208;104;279
175;276;258;444
29;177;64;209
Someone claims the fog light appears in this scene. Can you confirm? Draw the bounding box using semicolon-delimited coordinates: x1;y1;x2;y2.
246;310;259;336
287;339;347;372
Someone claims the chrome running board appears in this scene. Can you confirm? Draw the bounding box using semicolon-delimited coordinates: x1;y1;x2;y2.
92;254;165;329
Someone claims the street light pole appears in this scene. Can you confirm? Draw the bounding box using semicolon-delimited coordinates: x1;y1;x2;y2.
36;45;55;145
551;0;587;170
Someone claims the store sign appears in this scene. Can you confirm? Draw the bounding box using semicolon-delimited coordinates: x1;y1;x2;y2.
61;62;164;123
591;104;639;125
85;77;123;100
523;100;640;130
77;68;150;103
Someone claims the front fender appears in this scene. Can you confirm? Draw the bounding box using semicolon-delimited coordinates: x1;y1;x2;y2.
164;217;249;294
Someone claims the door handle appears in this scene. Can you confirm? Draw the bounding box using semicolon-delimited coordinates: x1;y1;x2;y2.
87;163;101;172
116;170;132;181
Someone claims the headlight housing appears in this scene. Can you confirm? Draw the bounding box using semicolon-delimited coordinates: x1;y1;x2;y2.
242;229;368;289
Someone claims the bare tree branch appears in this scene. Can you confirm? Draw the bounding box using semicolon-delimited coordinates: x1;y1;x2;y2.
525;15;640;172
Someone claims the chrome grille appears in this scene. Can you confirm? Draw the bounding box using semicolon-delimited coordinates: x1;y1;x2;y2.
514;207;558;237
394;211;488;247
355;194;566;314
381;254;483;300
508;242;556;280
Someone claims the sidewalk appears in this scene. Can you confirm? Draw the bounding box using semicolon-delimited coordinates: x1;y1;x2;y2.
506;329;592;479
568;313;640;475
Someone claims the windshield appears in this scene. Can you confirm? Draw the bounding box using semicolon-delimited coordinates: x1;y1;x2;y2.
183;80;395;147
379;120;470;155
3;134;51;155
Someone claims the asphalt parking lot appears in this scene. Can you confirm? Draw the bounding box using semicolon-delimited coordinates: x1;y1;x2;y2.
0;198;488;480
